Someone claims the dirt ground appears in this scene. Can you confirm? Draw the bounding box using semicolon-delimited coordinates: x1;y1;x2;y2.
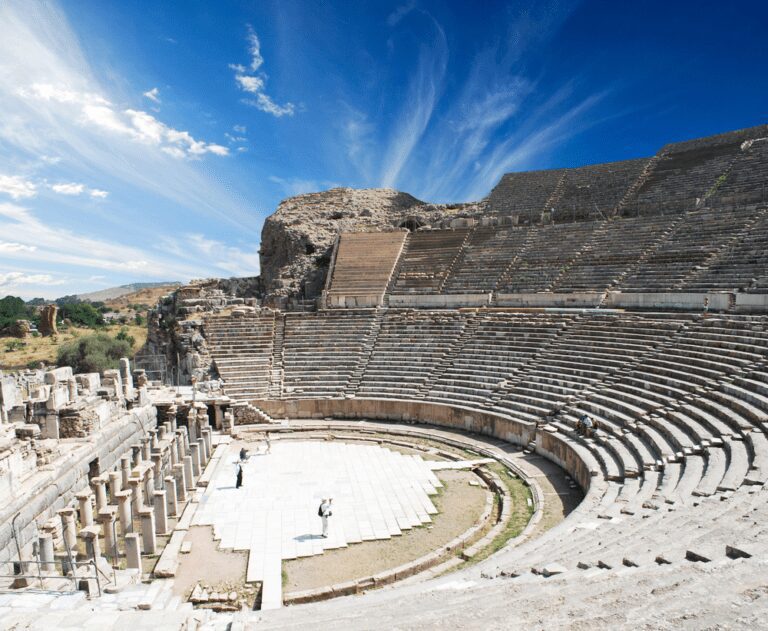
283;468;489;593
172;526;248;598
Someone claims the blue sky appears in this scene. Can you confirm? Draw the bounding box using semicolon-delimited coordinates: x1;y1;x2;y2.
1;0;766;299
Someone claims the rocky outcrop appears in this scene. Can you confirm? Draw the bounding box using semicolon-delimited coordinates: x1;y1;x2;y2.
39;305;58;337
260;187;487;306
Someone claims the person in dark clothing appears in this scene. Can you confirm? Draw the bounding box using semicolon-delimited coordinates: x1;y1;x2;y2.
239;447;248;461
236;462;243;489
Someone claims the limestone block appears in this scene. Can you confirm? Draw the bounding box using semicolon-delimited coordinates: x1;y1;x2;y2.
44;367;73;385
76;373;101;392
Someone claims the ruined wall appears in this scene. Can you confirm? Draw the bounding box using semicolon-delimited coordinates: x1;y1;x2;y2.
259;187;488;306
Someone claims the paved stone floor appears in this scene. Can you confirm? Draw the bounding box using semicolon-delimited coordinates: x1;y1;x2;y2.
191;440;442;609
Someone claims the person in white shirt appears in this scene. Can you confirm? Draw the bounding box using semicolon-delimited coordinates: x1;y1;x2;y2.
318;498;333;538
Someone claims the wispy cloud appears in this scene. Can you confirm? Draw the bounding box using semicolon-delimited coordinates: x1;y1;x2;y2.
0;0;256;231
143;87;161;103
380;11;448;187
50;181;110;198
231;26;295;117
0;174;37;199
0;271;67;289
0;241;37;253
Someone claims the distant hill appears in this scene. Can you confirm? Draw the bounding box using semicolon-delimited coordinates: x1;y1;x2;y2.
77;282;181;303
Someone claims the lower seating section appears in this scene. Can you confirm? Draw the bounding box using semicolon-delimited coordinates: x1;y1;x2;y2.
205;313;275;400
441;226;527;293
326;232;406;298
281;310;375;398
356;310;467;399
615;207;761;292
391;229;470;294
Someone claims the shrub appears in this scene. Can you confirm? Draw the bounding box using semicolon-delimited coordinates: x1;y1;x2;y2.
58;302;105;328
4;339;24;352
134;314;146;326
115;327;136;348
0;296;33;329
56;333;132;373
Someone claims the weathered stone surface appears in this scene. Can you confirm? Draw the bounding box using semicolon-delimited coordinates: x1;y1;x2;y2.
38;304;58;337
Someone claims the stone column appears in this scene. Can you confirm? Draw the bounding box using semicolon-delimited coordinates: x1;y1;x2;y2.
124;533;141;570
149;429;159;450
97;508;118;560
132;444;143;466
75;490;93;527
184;454;196;487
67;377;78;404
128;477;144;514
144;467;155;500
164;476;178;517
108;471;122;499
180;427;190;456
168;433;178;466
38;533;55;572
153;490;168;535
91;477;108;513
172;464;187;503
139;509;156;555
158;424;167;441
141;436;151;462
119;357;134;400
202;428;212;462
58;508;77;552
44;415;60;440
189;442;201;478
187;409;198;443
115;490;133;536
79;526;101;561
151;454;163;488
120;455;132;489
168;405;178;432
196;438;207;468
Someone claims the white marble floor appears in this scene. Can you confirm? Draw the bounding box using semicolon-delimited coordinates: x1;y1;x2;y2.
191;440;442;609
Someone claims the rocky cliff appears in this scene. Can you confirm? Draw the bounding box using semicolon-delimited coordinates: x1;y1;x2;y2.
259;187;487;306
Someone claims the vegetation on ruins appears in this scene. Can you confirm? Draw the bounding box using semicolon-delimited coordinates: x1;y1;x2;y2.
57;302;106;328
56;333;133;373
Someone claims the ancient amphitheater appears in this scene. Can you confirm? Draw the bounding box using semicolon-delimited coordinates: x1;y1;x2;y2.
2;124;768;629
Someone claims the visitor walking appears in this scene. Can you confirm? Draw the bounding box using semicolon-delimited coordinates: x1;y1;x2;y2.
264;433;271;454
318;498;333;538
235;461;243;489
239;447;248;461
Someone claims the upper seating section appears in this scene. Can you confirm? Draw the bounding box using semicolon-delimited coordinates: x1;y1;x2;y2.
486;169;564;220
390;229;470;294
553;159;650;221
326;232;406;299
711;137;768;207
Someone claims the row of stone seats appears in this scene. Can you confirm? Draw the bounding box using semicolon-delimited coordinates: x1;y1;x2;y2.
390;229;470;294
204;313;275;400
486;168;564;218
441;226;528;294
680;206;768;293
618;206;760;291
711;137;768;208
551;158;649;222
357;310;467;398
426;314;566;407
281;311;374;398
326;232;406;296
550;214;676;292
622;139;743;215
495;221;598;293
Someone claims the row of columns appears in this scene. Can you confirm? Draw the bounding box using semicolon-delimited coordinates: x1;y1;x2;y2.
37;407;214;575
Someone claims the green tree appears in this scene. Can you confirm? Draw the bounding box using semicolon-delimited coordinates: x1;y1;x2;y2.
0;296;32;328
58;302;105;328
56;333;132;373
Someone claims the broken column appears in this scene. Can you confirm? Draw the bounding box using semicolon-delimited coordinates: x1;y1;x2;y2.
79;526;101;561
128;477;144;514
67;377;78;404
184;454;195;488
120;455;132;489
115;489;133;536
98;508;118;560
91;476;108;513
139;509;156;555
108;471;122;498
201;427;212;462
190;442;201;478
119;357;134;400
153;490;168;535
75;490;94;527
124;533;141;570
172;464;187;503
58;507;78;552
141;436;151;462
38;533;55;572
164;476;178;517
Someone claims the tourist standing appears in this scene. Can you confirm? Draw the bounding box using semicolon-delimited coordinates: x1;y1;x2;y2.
318;498;333;538
236;461;244;489
264;433;271;454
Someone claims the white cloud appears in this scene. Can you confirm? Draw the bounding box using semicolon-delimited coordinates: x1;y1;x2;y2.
51;182;85;195
89;189;109;199
0;271;66;288
231;27;295;117
0;174;37;199
387;0;417;27
0;241;37;253
233;124;247;133
143;87;161;103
